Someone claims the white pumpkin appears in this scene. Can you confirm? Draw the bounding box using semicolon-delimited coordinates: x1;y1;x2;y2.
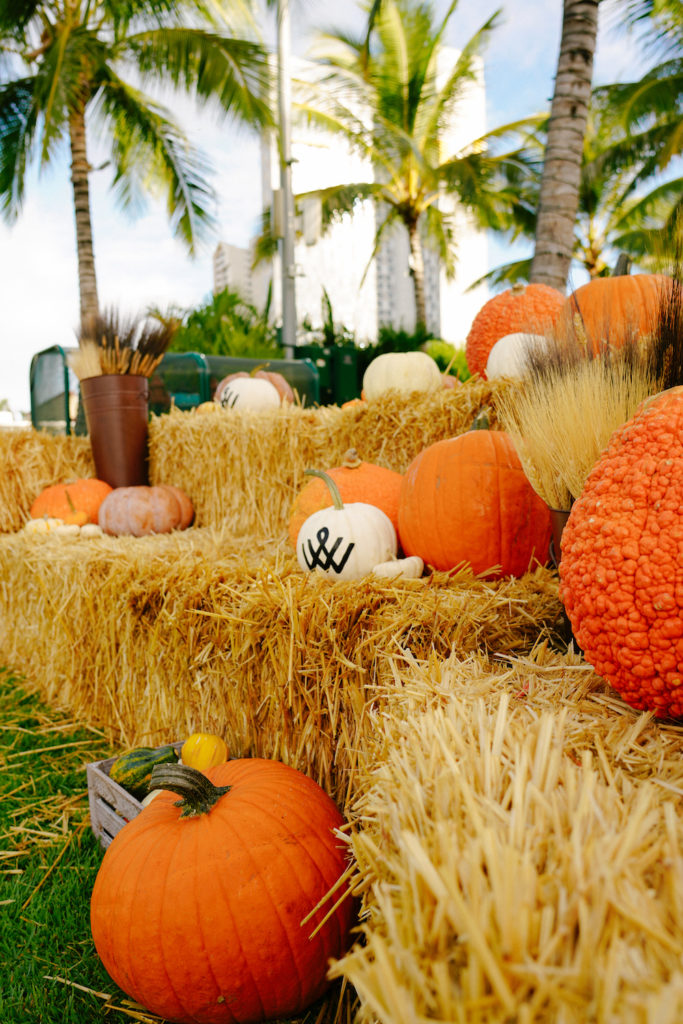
485;332;549;379
220;377;281;411
22;517;64;534
296;470;397;581
362;351;442;400
371;555;424;580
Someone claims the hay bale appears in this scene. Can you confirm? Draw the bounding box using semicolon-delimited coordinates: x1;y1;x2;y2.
0;529;561;804
0;430;93;533
147;378;509;536
332;648;683;1023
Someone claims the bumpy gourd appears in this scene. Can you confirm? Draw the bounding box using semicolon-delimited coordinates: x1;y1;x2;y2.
559;385;683;717
465;283;565;378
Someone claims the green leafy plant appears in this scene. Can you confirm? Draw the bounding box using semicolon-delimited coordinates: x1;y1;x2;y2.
168;289;282;360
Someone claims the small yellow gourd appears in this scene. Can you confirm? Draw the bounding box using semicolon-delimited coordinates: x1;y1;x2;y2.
181;732;229;771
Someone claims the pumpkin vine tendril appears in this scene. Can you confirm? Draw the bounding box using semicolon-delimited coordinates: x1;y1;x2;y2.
149;763;231;818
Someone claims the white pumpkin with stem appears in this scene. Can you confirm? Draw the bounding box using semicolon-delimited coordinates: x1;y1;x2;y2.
362;351;442;400
296;469;397;581
220;376;281;411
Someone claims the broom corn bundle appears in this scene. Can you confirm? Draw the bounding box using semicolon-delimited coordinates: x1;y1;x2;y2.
74;307;177;379
496;348;657;510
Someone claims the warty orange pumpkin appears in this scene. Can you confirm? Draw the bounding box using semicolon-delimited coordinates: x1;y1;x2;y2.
465;282;565;378
29;478;113;524
398;429;552;577
90;760;357;1024
288;448;403;548
559;385;683;717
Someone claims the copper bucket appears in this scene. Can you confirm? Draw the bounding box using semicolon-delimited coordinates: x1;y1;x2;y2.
80;375;149;488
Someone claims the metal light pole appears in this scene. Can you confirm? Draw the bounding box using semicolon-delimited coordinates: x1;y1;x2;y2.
276;0;297;357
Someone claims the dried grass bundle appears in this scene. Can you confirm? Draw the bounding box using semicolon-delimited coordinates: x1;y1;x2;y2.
495;348;657;509
78;307;177;378
333;647;683;1023
67;341;102;382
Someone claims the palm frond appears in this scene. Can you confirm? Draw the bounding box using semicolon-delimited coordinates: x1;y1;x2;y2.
122;27;272;130
93;75;217;252
0;77;38;219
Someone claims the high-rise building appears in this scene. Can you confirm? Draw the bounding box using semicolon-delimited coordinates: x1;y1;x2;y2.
213;49;490;346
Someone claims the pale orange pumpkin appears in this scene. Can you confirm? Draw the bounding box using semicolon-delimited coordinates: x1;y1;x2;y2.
556;273;673;355
98;485;194;536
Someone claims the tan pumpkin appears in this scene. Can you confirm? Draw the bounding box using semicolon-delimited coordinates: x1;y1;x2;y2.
215;368;294;405
98;485;194;537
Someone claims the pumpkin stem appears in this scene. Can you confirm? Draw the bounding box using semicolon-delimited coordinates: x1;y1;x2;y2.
341;449;362;469
614;252;632;276
304;469;344;510
149;763;231;818
470;408;490;431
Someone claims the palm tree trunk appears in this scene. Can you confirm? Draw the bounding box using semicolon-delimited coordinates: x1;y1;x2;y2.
529;0;599;291
408;219;427;327
69;105;99;325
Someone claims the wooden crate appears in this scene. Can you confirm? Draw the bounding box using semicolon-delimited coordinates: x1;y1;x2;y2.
86;744;182;847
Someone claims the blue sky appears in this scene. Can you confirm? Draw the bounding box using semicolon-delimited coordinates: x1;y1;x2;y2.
0;0;662;412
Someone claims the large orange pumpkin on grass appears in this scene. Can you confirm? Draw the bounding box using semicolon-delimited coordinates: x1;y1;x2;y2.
398;430;552;577
90;760;357;1024
288;448;403;548
30;478;113;524
465;283;565;378
559;386;683;717
555;273;673;355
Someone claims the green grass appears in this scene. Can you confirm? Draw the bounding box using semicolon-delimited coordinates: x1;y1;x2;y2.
0;669;165;1022
0;670;353;1024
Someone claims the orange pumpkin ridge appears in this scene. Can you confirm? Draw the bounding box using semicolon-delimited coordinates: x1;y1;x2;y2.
288;448;403;548
90;759;357;1024
465;283;565;378
556;273;673;355
398;430;552;578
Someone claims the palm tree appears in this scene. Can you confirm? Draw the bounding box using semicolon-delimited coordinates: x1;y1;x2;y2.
529;0;600;291
0;0;272;324
477;98;683;289
287;0;539;328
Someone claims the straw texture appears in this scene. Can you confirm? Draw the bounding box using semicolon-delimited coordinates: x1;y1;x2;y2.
147;379;508;536
0;430;94;532
332;648;683;1024
0;528;561;806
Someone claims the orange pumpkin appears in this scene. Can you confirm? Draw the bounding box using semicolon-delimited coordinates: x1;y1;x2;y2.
288;448;403;548
398;430;552;577
559;385;683;717
465;283;565;378
215;369;294;405
556;273;673;355
90;760;357;1024
98;485;194;536
30;478;113;525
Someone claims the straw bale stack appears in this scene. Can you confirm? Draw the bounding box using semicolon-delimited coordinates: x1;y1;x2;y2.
147;378;508;536
0;429;93;532
332;647;683;1023
0;528;561;804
